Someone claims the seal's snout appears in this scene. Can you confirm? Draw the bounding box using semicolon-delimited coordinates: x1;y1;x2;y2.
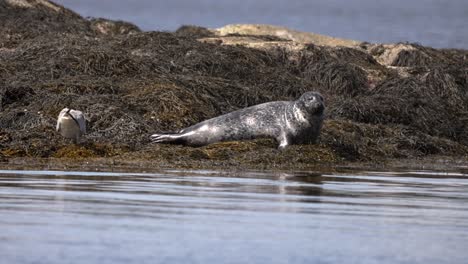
299;92;325;114
315;101;325;115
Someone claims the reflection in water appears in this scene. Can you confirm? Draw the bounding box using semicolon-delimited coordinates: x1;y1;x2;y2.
1;169;468;264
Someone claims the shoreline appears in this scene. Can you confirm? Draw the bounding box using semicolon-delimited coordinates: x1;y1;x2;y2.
1;153;467;173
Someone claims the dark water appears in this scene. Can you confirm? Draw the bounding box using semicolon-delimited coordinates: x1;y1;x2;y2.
53;0;468;49
1;168;468;264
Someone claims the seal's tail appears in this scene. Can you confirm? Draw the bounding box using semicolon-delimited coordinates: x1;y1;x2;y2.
150;133;186;144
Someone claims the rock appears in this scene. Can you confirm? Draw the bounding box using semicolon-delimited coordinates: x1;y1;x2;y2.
213;24;362;47
4;0;63;11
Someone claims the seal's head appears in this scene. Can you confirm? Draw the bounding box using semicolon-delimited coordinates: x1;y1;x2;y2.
296;91;325;116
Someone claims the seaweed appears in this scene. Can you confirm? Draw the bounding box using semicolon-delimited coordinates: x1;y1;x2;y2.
90;18;141;36
1;0;467;169
175;25;215;39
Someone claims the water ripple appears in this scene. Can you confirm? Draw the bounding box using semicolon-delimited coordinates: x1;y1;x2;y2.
1;168;468;264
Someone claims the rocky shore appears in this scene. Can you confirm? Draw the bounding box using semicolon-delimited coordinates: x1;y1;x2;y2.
1;0;467;170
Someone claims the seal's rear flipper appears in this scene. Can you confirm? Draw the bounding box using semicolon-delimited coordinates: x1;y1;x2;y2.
150;133;186;145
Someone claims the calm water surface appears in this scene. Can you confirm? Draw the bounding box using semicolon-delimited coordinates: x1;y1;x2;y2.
54;0;468;48
1;168;468;263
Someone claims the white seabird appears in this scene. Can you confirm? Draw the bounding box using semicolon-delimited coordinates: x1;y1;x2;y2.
56;108;86;143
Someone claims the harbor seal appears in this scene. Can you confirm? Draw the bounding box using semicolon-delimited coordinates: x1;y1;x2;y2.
56;108;86;143
150;92;324;149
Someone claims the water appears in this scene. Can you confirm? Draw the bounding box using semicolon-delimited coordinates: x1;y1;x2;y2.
53;0;468;49
1;168;468;264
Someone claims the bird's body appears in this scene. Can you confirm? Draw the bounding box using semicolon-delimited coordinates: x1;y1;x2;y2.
56;108;86;143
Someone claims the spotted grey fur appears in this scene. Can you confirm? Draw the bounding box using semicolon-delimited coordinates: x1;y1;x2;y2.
150;91;325;149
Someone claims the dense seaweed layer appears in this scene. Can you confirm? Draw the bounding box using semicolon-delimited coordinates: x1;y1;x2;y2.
1;0;467;168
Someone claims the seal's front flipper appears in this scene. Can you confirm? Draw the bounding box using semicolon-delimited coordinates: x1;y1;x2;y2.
150;133;186;145
276;135;290;150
